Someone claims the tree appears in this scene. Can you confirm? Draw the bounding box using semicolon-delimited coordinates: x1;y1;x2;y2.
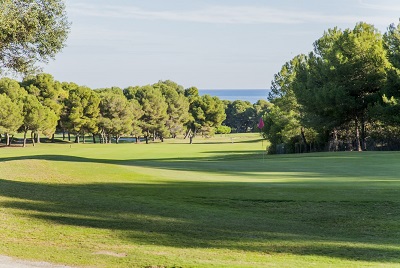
0;94;23;146
98;92;134;144
22;73;67;142
0;78;26;145
0;77;27;101
262;103;302;154
216;125;231;134
189;95;226;137
224;100;255;133
0;0;70;74
384;20;400;69
155;81;190;138
377;21;400;130
125;85;168;143
264;55;316;153
294;23;390;151
128;99;144;143
20;94;57;147
65;85;100;143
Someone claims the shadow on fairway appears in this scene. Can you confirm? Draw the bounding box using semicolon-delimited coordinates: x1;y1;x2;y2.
0;150;397;180
1;151;400;263
0;176;399;263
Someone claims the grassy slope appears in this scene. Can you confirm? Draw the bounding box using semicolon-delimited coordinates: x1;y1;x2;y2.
0;134;399;267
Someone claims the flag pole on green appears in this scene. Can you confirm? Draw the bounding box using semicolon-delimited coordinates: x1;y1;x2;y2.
257;117;265;151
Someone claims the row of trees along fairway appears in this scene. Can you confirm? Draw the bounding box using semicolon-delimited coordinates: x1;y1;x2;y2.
0;75;235;146
263;21;400;154
0;0;271;146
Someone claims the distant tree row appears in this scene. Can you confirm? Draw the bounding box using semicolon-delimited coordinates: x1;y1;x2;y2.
263;21;400;154
222;99;271;133
0;74;267;146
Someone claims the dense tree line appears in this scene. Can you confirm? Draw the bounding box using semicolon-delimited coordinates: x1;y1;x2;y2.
0;75;242;146
0;73;271;146
263;21;400;154
0;0;270;146
222;99;271;133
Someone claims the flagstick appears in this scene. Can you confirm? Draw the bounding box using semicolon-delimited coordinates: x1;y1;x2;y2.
257;117;265;161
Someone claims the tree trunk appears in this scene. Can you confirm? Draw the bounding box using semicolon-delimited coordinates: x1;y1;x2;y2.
361;117;367;151
355;118;362;152
152;130;156;141
23;131;27;147
145;136;148;144
184;129;192;139
333;128;338;152
68;132;71;142
62;129;66;140
36;133;40;144
75;135;80;143
82;131;86;143
6;133;10;146
300;127;308;153
31;132;35;147
92;133;96;144
52;133;55;143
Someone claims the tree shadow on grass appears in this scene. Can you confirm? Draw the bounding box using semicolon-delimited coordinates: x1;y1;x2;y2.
0;151;399;181
0;178;400;263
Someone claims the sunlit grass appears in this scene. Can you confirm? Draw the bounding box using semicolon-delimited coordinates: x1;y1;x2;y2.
0;133;399;267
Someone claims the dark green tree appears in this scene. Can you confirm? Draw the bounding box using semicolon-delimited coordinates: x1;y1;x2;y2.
224;100;255;133
22;73;67;142
125;85;168;143
98;92;134;144
65;85;100;143
294;23;390;151
155;81;190;138
20;94;57;147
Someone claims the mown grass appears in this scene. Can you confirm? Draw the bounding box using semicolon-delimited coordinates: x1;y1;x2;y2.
0;133;399;267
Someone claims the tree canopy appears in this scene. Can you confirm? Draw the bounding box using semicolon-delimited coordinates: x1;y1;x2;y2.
264;21;400;153
0;0;70;74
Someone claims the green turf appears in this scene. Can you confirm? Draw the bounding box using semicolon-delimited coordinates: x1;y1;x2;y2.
0;134;399;267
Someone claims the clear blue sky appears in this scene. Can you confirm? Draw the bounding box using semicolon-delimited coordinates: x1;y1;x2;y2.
42;0;400;89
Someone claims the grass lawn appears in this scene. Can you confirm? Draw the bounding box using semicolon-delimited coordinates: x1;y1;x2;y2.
0;133;399;267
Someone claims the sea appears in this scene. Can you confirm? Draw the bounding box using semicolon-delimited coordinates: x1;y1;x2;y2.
199;89;270;104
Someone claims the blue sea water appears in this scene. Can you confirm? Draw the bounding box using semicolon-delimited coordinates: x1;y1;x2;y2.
199;89;270;104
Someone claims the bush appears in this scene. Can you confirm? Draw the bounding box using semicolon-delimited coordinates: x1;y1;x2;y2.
215;125;231;134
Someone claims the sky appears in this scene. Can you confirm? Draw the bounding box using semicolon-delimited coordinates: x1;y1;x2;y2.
41;0;400;90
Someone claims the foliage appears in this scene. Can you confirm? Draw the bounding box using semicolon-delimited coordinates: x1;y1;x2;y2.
266;21;396;153
22;73;67;117
155;81;190;138
215;125;231;134
0;0;70;74
98;91;134;143
127;85;168;141
20;94;50;146
224;100;255;133
188;94;226;136
0;93;23;135
65;85;100;142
